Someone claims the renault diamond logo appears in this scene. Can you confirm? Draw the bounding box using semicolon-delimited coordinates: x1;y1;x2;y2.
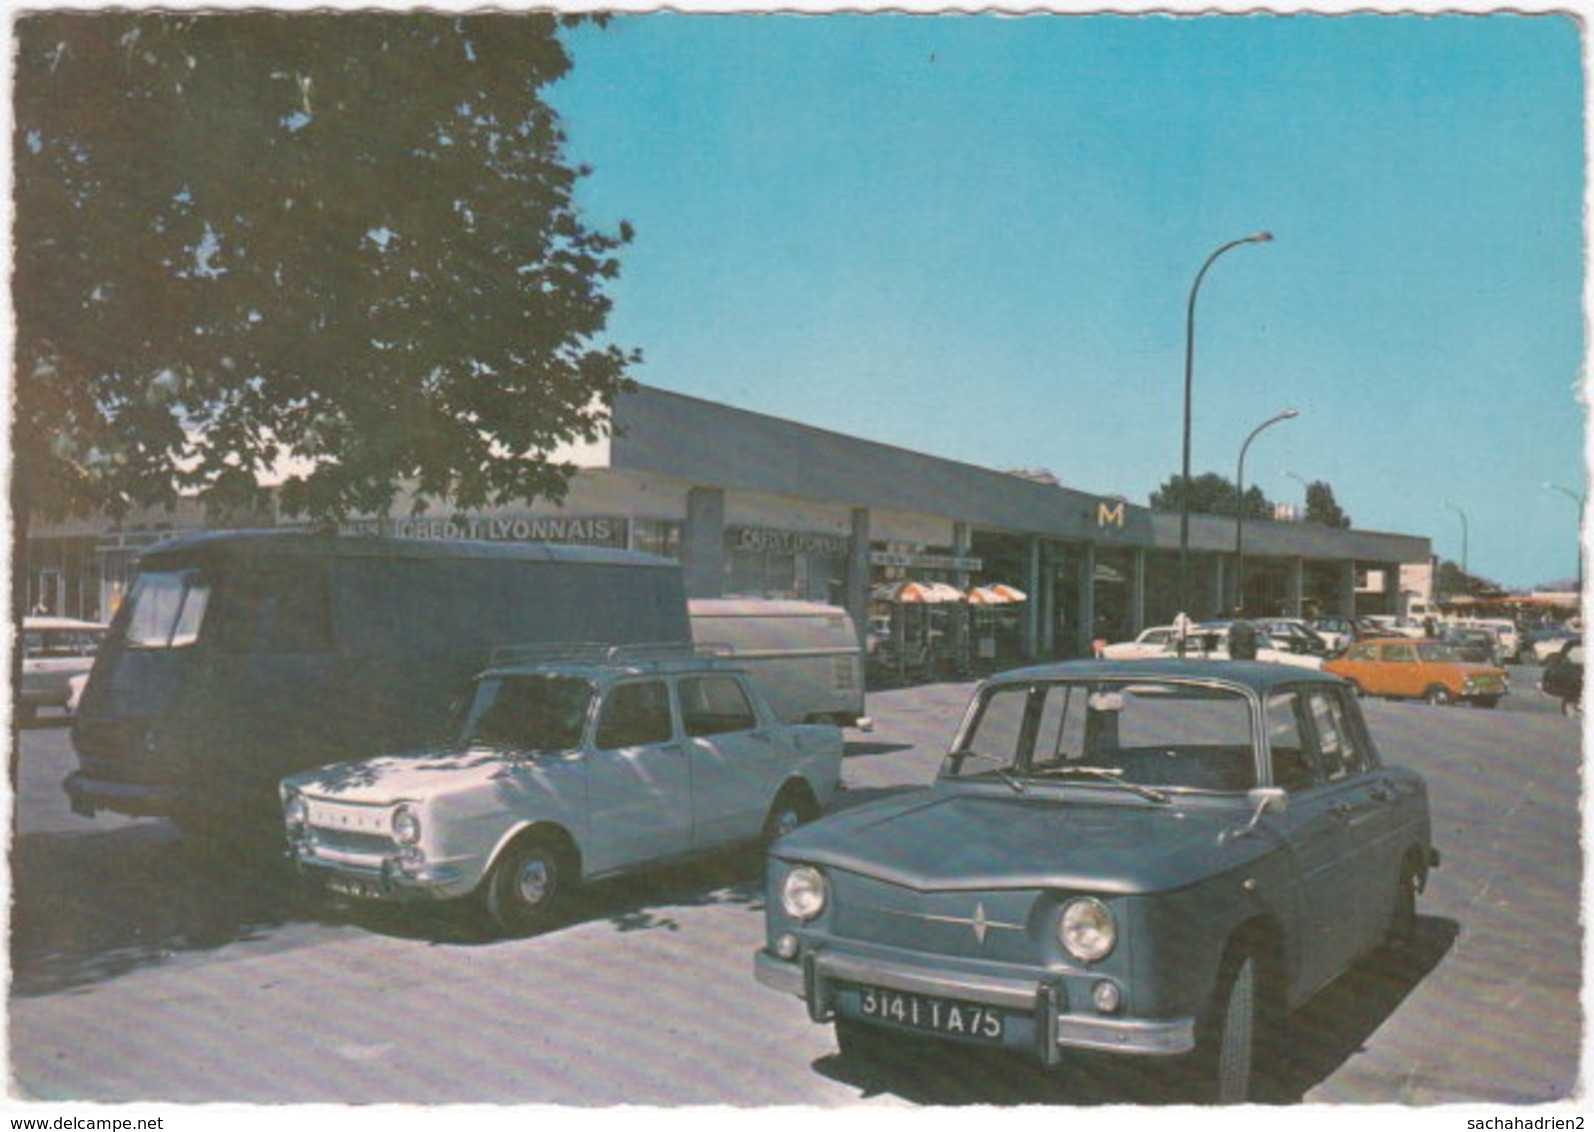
874;900;1023;948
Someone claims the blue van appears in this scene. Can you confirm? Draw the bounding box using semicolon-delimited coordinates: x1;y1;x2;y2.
67;530;689;836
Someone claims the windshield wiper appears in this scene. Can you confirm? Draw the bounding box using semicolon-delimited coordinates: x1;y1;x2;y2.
1029;764;1171;805
952;750;1027;794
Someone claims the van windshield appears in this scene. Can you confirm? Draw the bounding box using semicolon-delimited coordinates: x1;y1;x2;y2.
122;569;211;649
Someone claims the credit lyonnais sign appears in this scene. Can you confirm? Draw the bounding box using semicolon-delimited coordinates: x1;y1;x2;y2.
341;515;629;548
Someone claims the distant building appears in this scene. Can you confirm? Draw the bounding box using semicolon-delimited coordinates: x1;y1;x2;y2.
21;383;1430;662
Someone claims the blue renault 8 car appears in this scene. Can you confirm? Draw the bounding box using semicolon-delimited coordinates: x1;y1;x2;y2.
754;659;1438;1103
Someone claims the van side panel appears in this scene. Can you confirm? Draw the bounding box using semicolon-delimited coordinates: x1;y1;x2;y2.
68;535;689;828
688;599;865;726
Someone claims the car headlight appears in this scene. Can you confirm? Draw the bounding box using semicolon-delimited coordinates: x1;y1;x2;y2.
283;791;308;831
1059;897;1117;962
391;804;422;846
781;865;828;920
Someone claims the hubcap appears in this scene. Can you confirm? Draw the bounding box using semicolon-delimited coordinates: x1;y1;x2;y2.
517;857;552;906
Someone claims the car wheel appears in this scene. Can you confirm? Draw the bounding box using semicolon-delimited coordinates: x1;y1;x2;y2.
1192;943;1275;1103
1423;685;1453;706
1563;696;1583;718
1388;858;1420;947
482;834;568;936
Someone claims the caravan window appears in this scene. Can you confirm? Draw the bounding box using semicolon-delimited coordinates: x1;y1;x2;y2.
212;563;333;653
123;570;211;649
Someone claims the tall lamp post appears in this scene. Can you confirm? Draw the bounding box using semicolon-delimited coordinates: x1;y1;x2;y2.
1178;232;1273;646
1234;409;1299;612
1442;501;1470;599
1542;482;1585;594
1282;469;1310;520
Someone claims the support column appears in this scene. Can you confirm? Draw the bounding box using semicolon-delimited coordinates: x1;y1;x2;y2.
1210;557;1228;619
1027;538;1044;660
1285;558;1305;618
1078;543;1097;658
1340;561;1359;618
683;486;726;599
847;507;871;650
1129;548;1147;636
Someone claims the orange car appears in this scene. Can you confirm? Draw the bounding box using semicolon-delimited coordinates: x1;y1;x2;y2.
1324;637;1509;708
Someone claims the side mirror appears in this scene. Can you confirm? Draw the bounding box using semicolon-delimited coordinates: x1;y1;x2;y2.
1225;787;1288;844
1246;786;1288;816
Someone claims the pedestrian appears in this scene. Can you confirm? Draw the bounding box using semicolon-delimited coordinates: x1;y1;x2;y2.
1228;610;1259;661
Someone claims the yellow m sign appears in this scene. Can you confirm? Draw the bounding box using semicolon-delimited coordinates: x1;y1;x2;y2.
1096;500;1126;529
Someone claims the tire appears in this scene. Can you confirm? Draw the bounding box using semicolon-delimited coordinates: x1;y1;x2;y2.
482;834;568;936
1388;858;1420;947
1423;685;1453;706
1563;697;1582;718
1190;947;1265;1104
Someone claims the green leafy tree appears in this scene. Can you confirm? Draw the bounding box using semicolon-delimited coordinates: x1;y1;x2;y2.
1436;559;1502;600
1148;473;1273;519
14;11;635;532
1303;481;1352;528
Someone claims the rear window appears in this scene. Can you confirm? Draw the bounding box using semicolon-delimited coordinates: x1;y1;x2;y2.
122;569;211;649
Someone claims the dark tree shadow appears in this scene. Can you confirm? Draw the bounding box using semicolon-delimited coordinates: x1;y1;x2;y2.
9;822;333;997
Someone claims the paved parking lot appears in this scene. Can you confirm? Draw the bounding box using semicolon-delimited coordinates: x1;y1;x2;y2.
6;675;1585;1107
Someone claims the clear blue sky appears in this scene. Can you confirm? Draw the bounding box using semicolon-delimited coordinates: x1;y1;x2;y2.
550;11;1585;591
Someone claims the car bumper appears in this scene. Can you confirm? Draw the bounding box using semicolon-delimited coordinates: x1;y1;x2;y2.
289;841;478;902
63;772;183;818
754;946;1195;1062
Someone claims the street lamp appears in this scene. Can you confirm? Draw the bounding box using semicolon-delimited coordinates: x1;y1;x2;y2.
1234;409;1299;612
1282;470;1310;519
1178;231;1272;645
1442;501;1470;596
1542;482;1585;593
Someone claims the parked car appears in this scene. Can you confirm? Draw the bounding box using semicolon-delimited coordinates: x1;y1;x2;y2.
1455;618;1521;663
284;644;844;935
754;659;1438;1103
19;616;108;723
1100;626;1180;660
1324;637;1509;707
1181;624;1324;669
1305;616;1357;652
1253;618;1331;657
1539;640;1583;716
1442;627;1501;667
1527;624;1580;664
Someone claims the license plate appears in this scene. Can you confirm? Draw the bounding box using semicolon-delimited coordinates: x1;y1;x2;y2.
852;984;1005;1042
324;874;388;901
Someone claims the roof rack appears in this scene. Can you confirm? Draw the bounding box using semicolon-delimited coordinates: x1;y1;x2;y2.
487;641;725;669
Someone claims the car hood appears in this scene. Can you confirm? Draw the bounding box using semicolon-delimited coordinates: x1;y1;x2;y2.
775;784;1258;894
283;744;523;803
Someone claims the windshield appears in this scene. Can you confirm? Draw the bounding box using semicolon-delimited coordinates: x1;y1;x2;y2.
121;569;211;649
948;679;1258;796
461;674;595;751
1414;642;1464;663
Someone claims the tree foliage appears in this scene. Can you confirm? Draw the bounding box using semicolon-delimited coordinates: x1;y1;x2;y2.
1302;480;1352;529
1148;473;1272;519
14;11;635;528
